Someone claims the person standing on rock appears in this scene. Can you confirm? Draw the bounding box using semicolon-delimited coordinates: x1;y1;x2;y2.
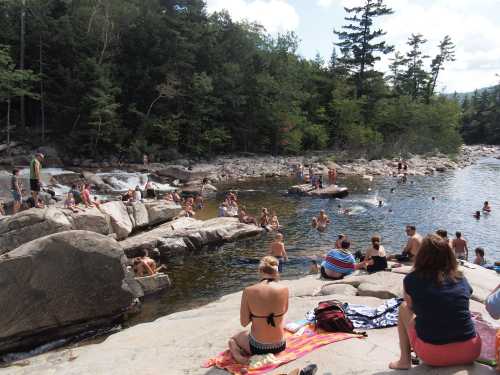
29;153;44;208
389;234;481;370
11;168;22;214
228;256;288;364
451;232;469;261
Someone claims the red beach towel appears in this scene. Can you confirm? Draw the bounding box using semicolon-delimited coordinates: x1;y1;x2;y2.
473;312;500;365
203;324;362;375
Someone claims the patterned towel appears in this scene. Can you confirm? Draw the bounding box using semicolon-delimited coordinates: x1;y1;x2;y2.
203;325;362;375
473;312;500;365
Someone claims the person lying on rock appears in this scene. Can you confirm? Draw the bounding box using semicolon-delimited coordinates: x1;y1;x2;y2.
320;240;365;280
133;248;157;277
228;256;288;365
389;234;481;370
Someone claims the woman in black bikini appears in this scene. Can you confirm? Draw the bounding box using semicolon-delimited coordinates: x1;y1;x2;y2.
228;256;289;364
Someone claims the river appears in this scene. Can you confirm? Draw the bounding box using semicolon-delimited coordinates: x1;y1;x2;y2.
127;156;500;326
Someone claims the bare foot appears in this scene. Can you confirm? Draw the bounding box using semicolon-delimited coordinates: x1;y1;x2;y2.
389;360;411;370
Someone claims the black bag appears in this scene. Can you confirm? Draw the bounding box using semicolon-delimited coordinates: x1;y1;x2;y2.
314;300;355;333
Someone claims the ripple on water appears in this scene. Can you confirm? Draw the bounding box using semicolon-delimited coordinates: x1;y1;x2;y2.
125;158;500;326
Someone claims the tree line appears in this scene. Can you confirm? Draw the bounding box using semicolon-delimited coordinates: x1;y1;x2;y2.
0;0;469;161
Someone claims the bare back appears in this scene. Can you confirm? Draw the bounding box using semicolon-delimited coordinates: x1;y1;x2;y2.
270;241;285;257
241;281;289;343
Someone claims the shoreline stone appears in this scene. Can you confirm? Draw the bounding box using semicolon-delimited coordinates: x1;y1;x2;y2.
3;271;496;374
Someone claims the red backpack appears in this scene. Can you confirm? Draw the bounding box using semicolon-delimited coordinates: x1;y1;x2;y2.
314;300;355;333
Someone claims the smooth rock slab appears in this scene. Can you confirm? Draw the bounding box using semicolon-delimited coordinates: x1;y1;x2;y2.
3;276;493;375
0;207;72;254
121;217;262;257
64;207;111;235
99;201;133;240
0;231;134;354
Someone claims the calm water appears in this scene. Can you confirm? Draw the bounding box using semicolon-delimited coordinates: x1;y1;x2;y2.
127;157;500;326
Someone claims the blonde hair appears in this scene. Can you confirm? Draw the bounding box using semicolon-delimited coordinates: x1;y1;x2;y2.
259;256;279;275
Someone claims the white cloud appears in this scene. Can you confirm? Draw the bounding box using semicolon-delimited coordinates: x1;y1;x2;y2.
317;0;336;7
205;0;300;33
337;0;500;92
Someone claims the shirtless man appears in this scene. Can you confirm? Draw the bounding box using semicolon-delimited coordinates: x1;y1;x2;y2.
269;233;288;273
391;225;422;262
452;231;469;260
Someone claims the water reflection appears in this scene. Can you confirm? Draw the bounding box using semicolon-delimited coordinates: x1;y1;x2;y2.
128;158;500;326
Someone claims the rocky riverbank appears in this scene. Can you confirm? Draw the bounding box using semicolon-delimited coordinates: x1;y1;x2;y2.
1;264;496;374
0;202;262;355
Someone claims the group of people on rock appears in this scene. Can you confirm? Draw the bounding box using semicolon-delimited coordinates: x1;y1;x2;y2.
294;163;337;189
65;183;99;213
260;208;280;232
227;225;499;372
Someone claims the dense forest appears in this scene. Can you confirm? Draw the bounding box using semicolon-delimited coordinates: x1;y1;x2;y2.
0;0;490;162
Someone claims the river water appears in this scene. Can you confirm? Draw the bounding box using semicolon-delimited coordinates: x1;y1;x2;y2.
127;157;500;326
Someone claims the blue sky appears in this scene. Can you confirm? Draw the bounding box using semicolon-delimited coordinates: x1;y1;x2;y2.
206;0;500;93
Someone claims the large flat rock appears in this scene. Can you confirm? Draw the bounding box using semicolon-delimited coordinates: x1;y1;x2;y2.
288;184;349;198
0;231;134;354
2;275;494;375
0;208;72;254
122;217;262;257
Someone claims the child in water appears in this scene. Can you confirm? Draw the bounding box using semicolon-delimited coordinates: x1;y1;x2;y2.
473;247;486;266
269;233;288;273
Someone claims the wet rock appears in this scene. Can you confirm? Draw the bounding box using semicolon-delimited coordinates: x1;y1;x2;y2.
0;207;72;254
99;201;133;240
0;231;134;354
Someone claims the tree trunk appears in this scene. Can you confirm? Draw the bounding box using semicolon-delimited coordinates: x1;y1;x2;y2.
20;0;26;129
7;98;11;161
40;35;46;142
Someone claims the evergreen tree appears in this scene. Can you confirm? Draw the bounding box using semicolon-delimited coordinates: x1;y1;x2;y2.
427;35;455;101
335;0;394;98
404;34;429;100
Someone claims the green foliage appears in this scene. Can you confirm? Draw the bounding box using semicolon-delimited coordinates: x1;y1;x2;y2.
0;0;464;158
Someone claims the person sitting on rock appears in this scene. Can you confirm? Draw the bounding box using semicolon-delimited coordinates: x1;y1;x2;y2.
133;248;156;277
150;248;167;274
238;206;257;225
145;180;156;199
172;190;182;203
228;256;288;364
320;240;365;280
64;192;84;213
335;234;345;249
70;184;83;205
183;202;195;218
92;196;101;209
270;210;280;231
133;186;143;202
81;183;94;208
483;201;492;213
364;235;387;274
269;233;288;273
389;234;481;370
122;189;133;202
260;208;271;231
24;196;45;209
390;225;422;263
218;202;228;217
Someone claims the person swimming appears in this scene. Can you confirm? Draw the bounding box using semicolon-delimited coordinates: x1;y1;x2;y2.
312;209;330;231
483;201;492;213
474;211;481;219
